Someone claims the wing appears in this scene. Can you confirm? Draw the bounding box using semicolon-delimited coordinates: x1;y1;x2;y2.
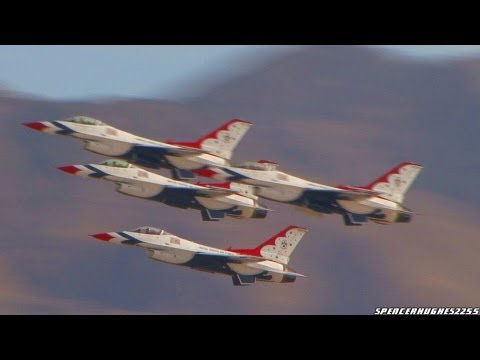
98;173;234;199
304;187;379;203
333;188;379;201
195;252;265;264
113;181;246;210
192;186;238;197
159;185;238;198
132;144;205;158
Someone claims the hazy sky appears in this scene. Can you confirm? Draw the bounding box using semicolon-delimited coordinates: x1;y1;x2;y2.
1;45;480;100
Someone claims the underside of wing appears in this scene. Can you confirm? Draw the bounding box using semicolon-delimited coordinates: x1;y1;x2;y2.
193;186;238;198
335;188;379;201
306;188;379;203
133;144;205;158
196;252;265;264
162;185;237;198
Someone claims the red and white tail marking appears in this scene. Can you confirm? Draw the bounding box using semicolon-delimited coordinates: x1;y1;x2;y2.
228;226;308;265
360;162;424;204
167;119;252;160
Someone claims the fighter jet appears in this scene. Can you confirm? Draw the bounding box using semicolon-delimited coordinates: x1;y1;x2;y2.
191;161;424;226
23;116;252;179
90;225;308;286
57;159;268;221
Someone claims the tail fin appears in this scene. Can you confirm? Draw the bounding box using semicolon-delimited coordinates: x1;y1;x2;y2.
228;226;308;265
360;162;424;204
167;119;252;160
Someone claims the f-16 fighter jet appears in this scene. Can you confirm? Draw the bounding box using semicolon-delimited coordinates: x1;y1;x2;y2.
23;116;252;179
58;159;268;221
192;161;423;226
90;225;308;286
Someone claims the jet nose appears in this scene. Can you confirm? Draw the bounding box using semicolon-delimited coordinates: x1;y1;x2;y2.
23;122;50;132
90;233;115;241
57;165;81;175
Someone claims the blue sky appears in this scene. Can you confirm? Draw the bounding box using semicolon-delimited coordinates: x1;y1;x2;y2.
1;45;480;101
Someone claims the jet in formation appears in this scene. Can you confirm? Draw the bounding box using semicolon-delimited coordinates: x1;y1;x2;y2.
90;225;308;286
58;159;269;221
192;161;423;226
23;116;251;179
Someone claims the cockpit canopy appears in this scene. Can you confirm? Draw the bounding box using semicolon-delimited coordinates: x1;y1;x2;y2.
64;116;104;126
238;160;279;171
100;159;133;168
131;226;170;235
